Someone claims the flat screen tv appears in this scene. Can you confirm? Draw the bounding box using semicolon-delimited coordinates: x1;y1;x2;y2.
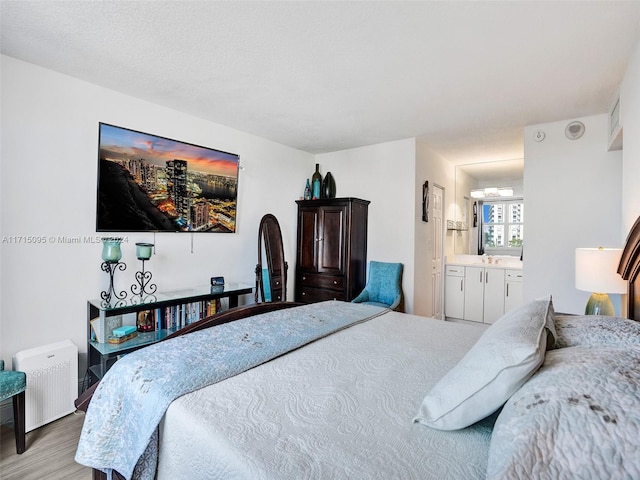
96;123;240;233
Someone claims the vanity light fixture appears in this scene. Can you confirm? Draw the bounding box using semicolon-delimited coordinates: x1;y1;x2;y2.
470;187;514;199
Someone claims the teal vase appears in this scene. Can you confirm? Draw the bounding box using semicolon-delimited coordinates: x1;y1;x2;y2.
101;237;123;263
311;164;321;199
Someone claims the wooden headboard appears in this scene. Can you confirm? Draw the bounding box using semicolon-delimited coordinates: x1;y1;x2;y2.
618;215;640;321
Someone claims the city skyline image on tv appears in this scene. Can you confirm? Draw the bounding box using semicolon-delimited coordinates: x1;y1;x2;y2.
96;123;240;233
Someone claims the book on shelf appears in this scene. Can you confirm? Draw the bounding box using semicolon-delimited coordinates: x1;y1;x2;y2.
94;300;227;341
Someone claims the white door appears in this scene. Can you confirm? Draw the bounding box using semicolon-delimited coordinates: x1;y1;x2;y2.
431;185;445;319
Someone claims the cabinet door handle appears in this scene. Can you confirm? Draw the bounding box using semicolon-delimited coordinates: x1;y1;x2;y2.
333;280;338;285
302;276;306;280
506;284;509;297
460;279;463;291
479;271;483;283
485;271;489;283
302;292;306;296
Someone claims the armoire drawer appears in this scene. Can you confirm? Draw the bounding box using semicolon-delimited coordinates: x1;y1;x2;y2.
297;286;346;303
298;272;344;291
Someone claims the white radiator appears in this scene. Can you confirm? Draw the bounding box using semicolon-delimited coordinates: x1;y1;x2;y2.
12;339;78;432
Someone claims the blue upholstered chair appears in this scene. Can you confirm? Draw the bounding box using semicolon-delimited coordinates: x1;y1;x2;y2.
0;359;26;454
352;261;403;311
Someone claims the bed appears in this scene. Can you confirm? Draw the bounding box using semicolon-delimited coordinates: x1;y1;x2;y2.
76;215;640;480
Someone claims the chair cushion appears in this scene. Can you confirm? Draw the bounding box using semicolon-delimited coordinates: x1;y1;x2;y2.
364;261;402;306
0;370;27;400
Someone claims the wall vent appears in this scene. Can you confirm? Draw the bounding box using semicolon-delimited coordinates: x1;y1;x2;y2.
12;340;78;432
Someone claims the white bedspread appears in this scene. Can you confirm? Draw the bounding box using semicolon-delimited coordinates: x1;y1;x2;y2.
157;312;493;480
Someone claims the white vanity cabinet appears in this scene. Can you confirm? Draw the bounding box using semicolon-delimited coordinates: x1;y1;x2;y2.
504;269;524;314
444;265;465;319
463;266;505;324
445;264;522;324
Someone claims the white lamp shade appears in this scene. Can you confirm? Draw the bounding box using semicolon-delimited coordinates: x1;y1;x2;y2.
575;248;626;294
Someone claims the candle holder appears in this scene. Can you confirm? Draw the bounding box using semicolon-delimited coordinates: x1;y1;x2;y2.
131;243;157;297
100;237;127;305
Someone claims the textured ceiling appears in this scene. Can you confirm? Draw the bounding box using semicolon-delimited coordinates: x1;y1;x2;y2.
2;1;640;166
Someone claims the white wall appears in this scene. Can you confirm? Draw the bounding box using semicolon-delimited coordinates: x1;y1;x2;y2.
621;39;640;234
415;140;456;317
0;55;312;376
315;139;417;313
524;114;623;314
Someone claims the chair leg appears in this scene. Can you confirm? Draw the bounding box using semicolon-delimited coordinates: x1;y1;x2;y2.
12;391;26;454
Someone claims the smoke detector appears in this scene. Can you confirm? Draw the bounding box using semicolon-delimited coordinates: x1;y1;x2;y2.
565;121;585;140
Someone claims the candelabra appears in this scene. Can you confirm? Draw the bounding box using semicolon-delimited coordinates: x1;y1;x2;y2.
100;237;127;305
131;242;157;297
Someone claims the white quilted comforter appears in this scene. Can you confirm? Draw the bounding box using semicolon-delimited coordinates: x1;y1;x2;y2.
156;311;493;480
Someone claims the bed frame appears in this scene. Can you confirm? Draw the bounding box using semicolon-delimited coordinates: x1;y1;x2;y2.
618;215;640;321
80;215;640;480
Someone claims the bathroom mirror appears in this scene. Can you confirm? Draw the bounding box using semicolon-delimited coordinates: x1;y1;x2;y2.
453;159;524;255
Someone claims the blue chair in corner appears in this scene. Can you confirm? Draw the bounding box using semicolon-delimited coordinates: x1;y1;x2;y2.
0;359;26;454
352;261;404;311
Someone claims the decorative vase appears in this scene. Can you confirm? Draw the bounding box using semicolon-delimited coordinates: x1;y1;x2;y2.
311;164;322;199
135;242;154;260
322;171;336;199
101;237;123;263
304;179;311;200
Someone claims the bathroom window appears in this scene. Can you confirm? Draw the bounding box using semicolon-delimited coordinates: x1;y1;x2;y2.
481;200;524;255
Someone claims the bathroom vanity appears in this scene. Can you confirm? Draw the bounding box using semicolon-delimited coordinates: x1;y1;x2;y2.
444;256;523;324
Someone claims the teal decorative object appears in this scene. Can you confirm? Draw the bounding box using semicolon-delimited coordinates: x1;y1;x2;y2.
311;164;321;199
101;237;123;263
352;261;404;311
304;179;311;200
0;359;26;453
100;237;127;304
135;242;154;260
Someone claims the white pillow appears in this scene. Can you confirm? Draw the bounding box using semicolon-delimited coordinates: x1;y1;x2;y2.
413;295;553;430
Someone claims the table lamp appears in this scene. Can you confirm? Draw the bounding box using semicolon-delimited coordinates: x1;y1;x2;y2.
575;247;626;315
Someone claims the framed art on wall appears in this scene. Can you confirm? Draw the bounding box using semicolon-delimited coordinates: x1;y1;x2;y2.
96;123;240;233
422;181;429;222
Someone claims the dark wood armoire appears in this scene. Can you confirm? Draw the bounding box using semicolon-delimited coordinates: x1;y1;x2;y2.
295;197;370;303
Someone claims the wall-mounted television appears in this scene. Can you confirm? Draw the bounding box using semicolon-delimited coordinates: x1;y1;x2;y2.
96;123;240;233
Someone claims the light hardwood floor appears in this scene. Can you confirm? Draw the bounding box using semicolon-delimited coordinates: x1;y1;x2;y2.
0;412;91;480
